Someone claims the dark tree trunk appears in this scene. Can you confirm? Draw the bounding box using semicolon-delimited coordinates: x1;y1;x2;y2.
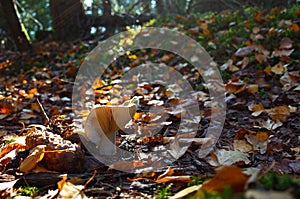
102;0;114;37
0;0;31;52
49;0;154;41
156;0;165;16
50;0;87;41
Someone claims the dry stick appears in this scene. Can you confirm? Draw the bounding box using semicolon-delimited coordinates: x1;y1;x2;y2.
37;98;50;123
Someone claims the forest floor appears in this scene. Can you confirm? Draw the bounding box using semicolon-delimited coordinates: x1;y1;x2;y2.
0;6;300;199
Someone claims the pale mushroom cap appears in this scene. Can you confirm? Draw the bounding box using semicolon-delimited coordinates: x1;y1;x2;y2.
84;102;137;154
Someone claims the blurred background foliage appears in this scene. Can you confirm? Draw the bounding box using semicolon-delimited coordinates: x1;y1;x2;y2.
0;0;298;51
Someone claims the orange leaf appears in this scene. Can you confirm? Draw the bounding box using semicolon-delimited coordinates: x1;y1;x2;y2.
28;88;38;95
245;132;270;154
0;103;14;114
267;105;290;122
156;176;191;183
289;23;300;32
0;143;26;159
199;166;249;194
157;167;174;180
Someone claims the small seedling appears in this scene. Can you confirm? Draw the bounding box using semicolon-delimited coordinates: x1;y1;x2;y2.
259;173;293;191
201;186;234;199
243;77;250;82
258;88;265;97
5;138;15;144
12;186;39;197
155;185;172;199
188;175;205;187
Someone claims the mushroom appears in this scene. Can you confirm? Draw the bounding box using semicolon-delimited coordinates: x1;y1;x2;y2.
84;97;138;155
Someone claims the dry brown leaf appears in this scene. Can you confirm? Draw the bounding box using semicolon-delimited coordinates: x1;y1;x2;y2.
19;145;46;173
170;184;202;199
208;149;250;166
248;103;265;117
58;176;87;199
247;84;259;94
233;140;252;153
245;190;294;199
245;132;270;154
259;119;283;130
110;160;144;171
234;46;256;57
157;167;174;180
197;166;249;196
255;53;267;64
0;148;19;170
156;175;191;183
279;37;293;49
225;80;246;94
271;63;285;75
0;143;27;159
252;27;260;34
266;105;290;122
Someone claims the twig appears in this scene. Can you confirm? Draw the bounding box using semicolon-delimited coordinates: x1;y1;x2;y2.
37;98;50;123
84;170;97;189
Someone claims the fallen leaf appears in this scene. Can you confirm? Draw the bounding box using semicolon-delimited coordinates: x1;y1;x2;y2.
156;175;191;183
245;190;293;199
255;53;267;64
19;145;46;173
248;103;265;117
0;180;18;198
233;140;252;152
247;84;259;94
259;119;283;130
208;149;250;166
234;46;256;57
157;167;174;180
170;184;202;199
279;37;293;49
0;143;27;159
110;160;145;171
197;166;249;196
266;105;290;122
271;63;285;75
289;23;300;32
245;132;270;154
58;176;87;199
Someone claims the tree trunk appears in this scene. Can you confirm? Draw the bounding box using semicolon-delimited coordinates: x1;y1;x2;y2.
102;0;114;37
49;0;87;41
156;0;165;16
0;0;31;52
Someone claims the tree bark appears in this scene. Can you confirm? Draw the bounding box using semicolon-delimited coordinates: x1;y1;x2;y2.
102;0;114;37
50;0;87;41
156;0;165;16
49;0;154;41
0;0;31;52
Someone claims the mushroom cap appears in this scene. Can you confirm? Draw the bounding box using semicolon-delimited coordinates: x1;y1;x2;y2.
84;103;137;153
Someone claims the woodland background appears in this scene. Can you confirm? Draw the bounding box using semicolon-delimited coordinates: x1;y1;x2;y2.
0;0;300;198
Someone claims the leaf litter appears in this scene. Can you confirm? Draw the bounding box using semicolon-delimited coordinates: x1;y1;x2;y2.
0;6;300;198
